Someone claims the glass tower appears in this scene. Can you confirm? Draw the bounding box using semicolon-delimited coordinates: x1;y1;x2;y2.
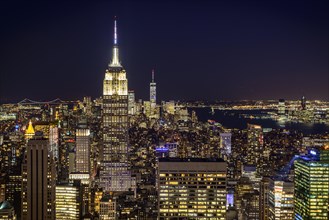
294;147;329;220
150;69;156;108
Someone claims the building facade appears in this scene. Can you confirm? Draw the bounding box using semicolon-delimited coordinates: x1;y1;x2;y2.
294;148;329;220
21;138;56;220
220;132;232;156
158;158;227;219
246;124;263;165
268;179;294;220
75;129;90;174
150;69;156;109
55;185;81;220
100;18;131;192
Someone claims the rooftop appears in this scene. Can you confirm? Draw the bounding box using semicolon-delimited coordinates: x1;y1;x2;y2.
159;158;225;163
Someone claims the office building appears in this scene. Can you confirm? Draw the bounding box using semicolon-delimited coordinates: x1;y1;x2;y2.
21;138;56;220
294;147;329;220
158;158;227;219
246;124;263;165
143;101;151;117
259;177;270;220
99;194;116;220
268;179;294;220
49;125;59;160
235;177;254;218
5;174;21;216
220;132;232;156
100;18;131;192
128;90;135;115
242;190;260;220
83;96;92;116
75;129;90;174
55;184;81;220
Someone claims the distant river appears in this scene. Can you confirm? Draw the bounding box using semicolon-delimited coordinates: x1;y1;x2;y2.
188;108;329;135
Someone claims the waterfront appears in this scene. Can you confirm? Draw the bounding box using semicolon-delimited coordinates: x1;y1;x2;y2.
190;108;329;135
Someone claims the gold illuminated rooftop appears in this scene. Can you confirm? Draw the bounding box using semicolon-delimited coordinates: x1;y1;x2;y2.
25;120;35;135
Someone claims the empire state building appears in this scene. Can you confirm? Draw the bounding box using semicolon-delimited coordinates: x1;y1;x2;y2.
100;18;131;192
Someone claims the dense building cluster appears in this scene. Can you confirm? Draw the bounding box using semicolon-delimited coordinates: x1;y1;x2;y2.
0;19;329;220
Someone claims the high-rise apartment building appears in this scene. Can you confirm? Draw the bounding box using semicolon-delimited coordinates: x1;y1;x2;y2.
100;18;131;192
158;158;227;219
294;147;329;220
21;138;56;220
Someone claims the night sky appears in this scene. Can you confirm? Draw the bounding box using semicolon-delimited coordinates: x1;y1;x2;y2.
0;0;328;103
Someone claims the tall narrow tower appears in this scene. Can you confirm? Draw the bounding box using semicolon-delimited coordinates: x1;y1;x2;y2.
150;69;156;108
100;18;131;192
21;138;56;220
75;128;90;174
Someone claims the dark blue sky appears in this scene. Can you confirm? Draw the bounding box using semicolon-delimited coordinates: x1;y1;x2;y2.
0;0;328;102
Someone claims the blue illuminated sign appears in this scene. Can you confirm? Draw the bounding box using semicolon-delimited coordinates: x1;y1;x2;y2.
156;148;169;152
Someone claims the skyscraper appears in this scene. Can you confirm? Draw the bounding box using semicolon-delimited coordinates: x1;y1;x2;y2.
128;90;135;115
220;132;232;156
259;177;270;220
150;69;156;108
49;125;59;160
268;179;294;220
100;18;131;192
294;147;329;220
21;138;56;220
246;124;263;165
75;129;90;174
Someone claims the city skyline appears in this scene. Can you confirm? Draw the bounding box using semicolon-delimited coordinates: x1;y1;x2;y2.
1;1;328;217
0;0;328;103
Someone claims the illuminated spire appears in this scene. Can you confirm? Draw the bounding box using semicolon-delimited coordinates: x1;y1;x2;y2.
25;120;35;140
26;120;35;134
114;17;117;45
152;69;155;83
109;16;121;67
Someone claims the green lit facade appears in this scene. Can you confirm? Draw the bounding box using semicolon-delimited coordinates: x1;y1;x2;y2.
294;149;329;220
